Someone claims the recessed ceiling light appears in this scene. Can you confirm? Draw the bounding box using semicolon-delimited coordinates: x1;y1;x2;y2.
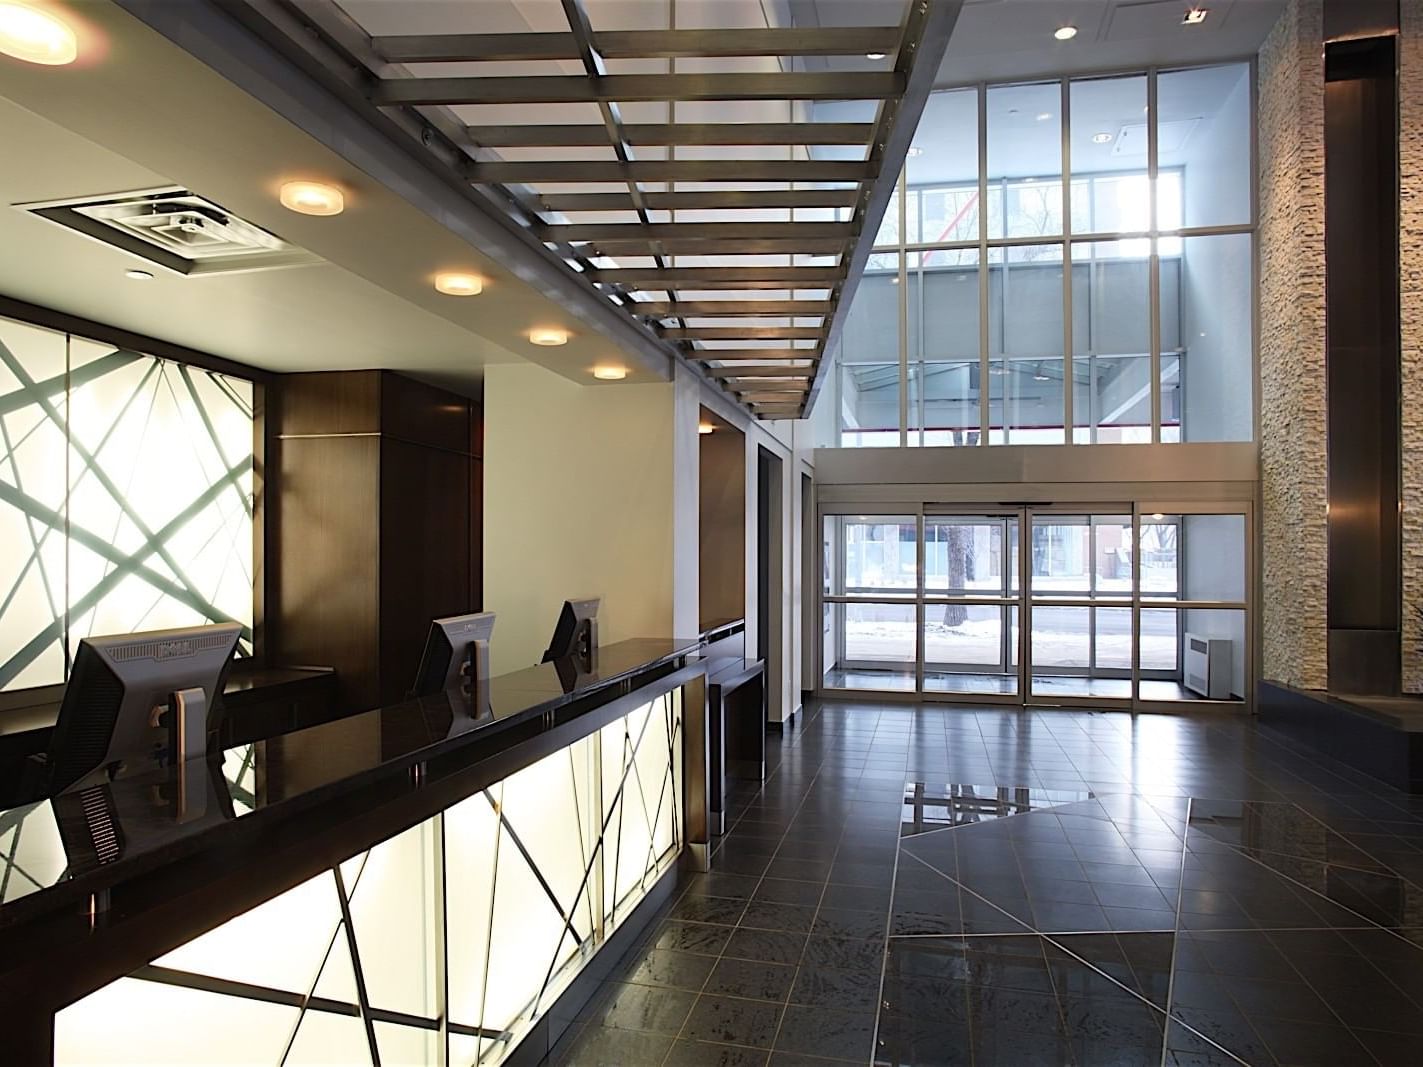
279;180;345;216
531;327;570;346
0;2;78;65
865;51;887;60
434;272;483;296
124;269;154;281
592;365;627;380
1092;132;1114;144
1054;25;1078;41
698;422;715;435
1036;112;1053;122
1182;8;1209;25
1151;512;1165;520
907;146;924;157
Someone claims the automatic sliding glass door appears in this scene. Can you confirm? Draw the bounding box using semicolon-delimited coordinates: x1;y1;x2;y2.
819;502;1250;708
923;513;1020;697
1027;511;1142;702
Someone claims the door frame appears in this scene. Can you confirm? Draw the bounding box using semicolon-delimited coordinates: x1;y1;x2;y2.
817;498;1254;712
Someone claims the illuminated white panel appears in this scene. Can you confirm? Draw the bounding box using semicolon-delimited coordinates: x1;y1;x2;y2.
310;925;359;1005
284;1006;373;1066
56;977;298;1065
347;822;439;1018
0;801;67;904
58;689;686;1067
444;787;500;1032
0;316;68;690
153;868;341;994
0;314;254;693
376;1022;440;1065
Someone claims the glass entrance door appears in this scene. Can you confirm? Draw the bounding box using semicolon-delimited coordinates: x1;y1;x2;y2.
822;503;1249;708
923;514;1019;697
1027;510;1140;702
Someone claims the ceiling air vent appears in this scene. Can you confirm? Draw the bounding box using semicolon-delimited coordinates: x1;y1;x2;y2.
16;187;319;276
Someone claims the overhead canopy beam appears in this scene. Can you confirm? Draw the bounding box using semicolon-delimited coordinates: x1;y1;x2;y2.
632;301;833;317
662;326;824;341
374;27;902;62
689;349;821;361
467;159;872;183
466;122;876;148
705;366;817;378
543;222;853;242
538;189;863;212
371;71;905;106
587;266;847;287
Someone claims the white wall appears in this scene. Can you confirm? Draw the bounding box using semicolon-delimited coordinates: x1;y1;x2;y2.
484;363;675;675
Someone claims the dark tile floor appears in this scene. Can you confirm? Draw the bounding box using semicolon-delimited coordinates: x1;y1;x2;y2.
546;701;1423;1066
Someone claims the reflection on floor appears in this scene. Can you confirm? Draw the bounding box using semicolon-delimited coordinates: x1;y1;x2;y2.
547;701;1423;1066
830;670;1211;703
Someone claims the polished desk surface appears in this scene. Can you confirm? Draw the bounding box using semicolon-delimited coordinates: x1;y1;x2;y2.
0;664;335;740
0;637;700;930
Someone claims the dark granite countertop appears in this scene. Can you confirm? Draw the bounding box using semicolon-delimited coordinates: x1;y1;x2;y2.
0;637;701;931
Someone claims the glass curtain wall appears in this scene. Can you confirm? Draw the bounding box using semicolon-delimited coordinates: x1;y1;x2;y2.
822;505;1249;707
833;63;1254;447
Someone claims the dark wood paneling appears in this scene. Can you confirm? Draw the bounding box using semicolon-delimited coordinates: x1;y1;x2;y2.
471;456;484;610
379;438;474;705
470;402;485;460
270;435;381;711
380;371;474;454
268;370;484;715
277;371;381;437
1324;36;1400;690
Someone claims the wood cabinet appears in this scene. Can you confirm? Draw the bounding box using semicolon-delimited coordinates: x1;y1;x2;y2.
269;371;483;712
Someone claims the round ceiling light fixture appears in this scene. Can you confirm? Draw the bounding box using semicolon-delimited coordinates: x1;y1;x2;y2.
530;327;570;347
1092;132;1114;144
0;2;78;65
698;422;715;435
1054;25;1078;40
279;180;345;217
592;365;627;380
434;272;483;296
124;269;154;281
865;51;886;60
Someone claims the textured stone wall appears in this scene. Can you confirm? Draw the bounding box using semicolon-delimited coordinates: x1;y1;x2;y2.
1402;5;1423;692
1258;0;1329;690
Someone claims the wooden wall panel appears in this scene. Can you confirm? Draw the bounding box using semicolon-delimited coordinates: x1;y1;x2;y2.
379;437;474;705
269;370;483;716
270;434;381;711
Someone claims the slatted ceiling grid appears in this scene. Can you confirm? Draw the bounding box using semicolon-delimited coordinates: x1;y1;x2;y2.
283;0;956;419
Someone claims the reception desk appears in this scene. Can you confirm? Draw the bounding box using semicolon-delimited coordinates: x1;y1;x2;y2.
0;638;708;1066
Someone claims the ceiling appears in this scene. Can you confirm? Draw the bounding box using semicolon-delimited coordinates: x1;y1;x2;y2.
272;0;955;419
0;94;513;390
0;0;1282;404
0;0;702;394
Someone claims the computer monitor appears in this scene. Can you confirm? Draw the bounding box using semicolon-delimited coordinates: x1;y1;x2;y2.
412;612;496;698
33;623;243;797
541;597;600;663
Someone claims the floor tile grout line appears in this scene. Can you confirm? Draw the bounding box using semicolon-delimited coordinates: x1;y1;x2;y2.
1253;925;1389;1067
665;704;847;1062
899;846;1253;1064
1158;795;1192;1067
870;767;909;1067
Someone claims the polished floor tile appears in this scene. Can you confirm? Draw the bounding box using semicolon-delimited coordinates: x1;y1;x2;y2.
548;700;1423;1065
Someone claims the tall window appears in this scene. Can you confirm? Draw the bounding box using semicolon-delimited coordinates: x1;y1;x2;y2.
834;64;1254;447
